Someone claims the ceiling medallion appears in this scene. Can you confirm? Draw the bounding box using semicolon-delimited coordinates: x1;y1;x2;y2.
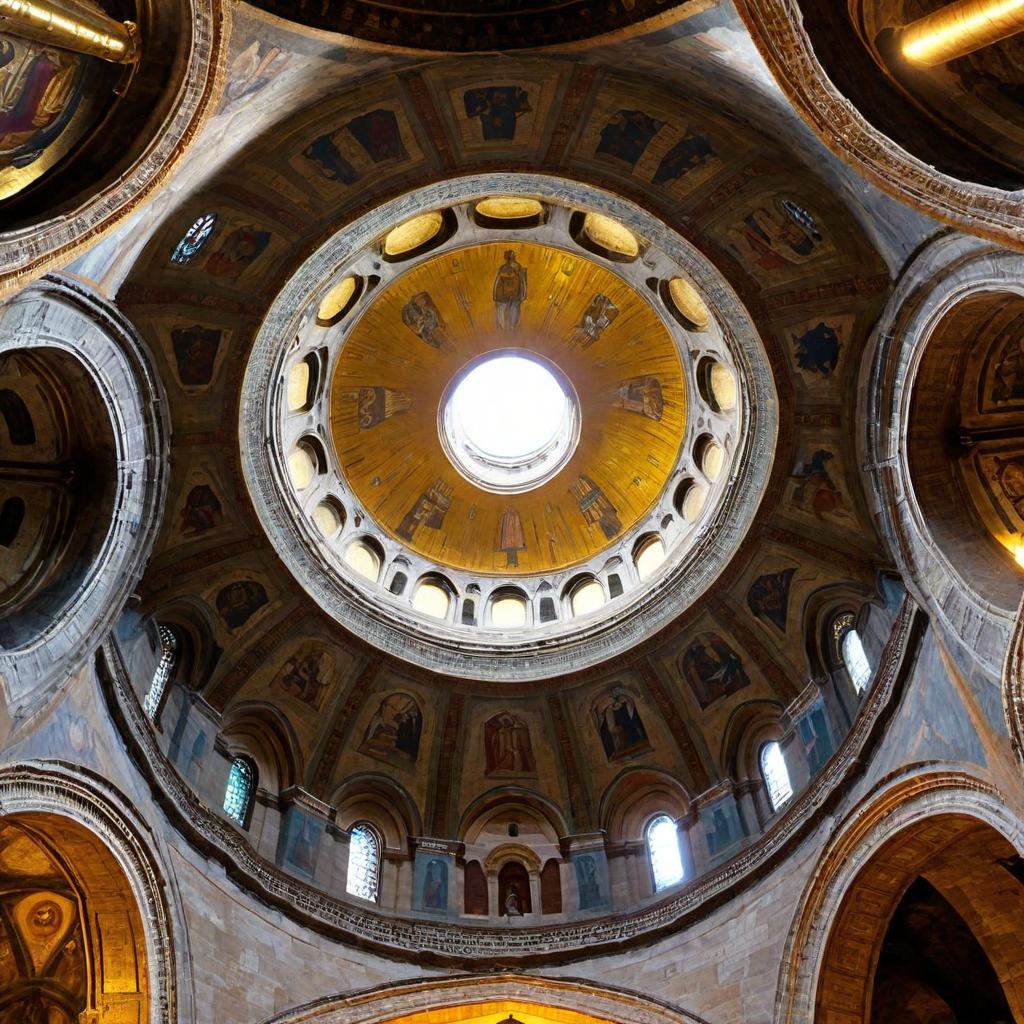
241;175;778;680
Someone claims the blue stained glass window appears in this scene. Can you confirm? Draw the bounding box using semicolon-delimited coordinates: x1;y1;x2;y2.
223;757;255;825
346;823;381;902
171;213;218;264
143;625;177;719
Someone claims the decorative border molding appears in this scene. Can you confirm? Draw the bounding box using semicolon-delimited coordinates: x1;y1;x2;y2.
0;760;184;1024
260;973;712;1024
0;275;171;714
0;0;226;298
772;767;1024;1023
1003;592;1024;765
859;234;1024;679
100;596;921;965
240;173;779;681
733;0;1024;252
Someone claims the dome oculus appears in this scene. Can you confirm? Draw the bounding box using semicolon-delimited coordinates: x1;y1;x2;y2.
439;352;580;494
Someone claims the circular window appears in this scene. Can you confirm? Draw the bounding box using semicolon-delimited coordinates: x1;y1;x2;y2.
438;352;580;494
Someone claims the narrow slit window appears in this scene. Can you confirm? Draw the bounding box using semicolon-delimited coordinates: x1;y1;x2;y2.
842;628;872;693
142;625;178;719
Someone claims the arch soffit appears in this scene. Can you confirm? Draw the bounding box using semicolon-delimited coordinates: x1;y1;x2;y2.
774;766;1024;1023
799;581;873;677
219;700;304;792
484;844;543;875
860;235;1024;676
732;0;1024;251
332;773;422;845
459;788;569;845
0;760;185;1024
718;699;786;782
260;973;713;1024
599;767;690;841
0;276;170;711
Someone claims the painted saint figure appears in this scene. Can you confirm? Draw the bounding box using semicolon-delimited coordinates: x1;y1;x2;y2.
571;293;619;349
401;292;453;352
791;449;849;520
485;712;535;774
361;692;423;763
614;376;663;420
493;251;527;331
498;508;526;567
680;633;749;709
397;479;453;542
571;475;622;540
593;685;649;759
0;40;78;157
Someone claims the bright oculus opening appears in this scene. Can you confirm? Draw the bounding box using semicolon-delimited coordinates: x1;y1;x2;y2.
439;352;580;494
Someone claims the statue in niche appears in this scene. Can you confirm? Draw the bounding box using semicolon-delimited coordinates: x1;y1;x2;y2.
216;580;268;631
354;386;411;429
680;632;749;709
397;479;453;542
570;293;618;349
571;474;621;540
504;885;523;916
485;712;535;774
493;250;527;331
593;685;650;760
401;292;453;352
498;508;526;568
614;376;663;420
361;692;423;764
596;109;664;167
273;644;331;710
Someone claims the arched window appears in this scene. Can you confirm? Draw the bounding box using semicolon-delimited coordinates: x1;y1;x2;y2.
223;756;256;826
346;823;381;902
760;741;793;812
840;624;872;694
142;625;178;719
170;212;217;264
646;814;685;892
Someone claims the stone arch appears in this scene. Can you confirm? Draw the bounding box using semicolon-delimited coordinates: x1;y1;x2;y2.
0;761;185;1023
0;277;169;712
262;973;712;1024
218;701;304;797
599;767;690;843
862;235;1024;678
775;767;1024;1022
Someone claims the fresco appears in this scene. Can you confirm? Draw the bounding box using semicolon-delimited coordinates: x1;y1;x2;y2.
703;794;744;859
592;684;650;760
978;312;1024;412
572;849;611;911
203;224;272;279
484;712;535;775
171;325;223;388
796;694;834;776
272;643;332;710
613;376;663;420
596;109;665;168
413;852;449;913
493;250;529;331
679;632;750;710
497;508;526;568
402;293;454;352
464;86;531;142
571;475;621;540
747;568;796;632
728;197;831;272
787;448;853;525
570;294;619;349
277;805;323;880
397;480;453;543
360;692;423;765
215;580;268;632
0;37;110;199
179;482;223;537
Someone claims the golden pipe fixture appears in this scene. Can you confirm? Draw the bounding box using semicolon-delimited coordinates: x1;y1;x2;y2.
901;0;1024;66
0;0;139;62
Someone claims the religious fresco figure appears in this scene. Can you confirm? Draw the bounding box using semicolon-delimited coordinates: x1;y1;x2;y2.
614;376;663;420
571;475;622;540
793;322;840;376
680;632;750;709
737;198;823;271
596;109;664;167
493;250;528;331
498;508;526;567
355;386;411;429
273;644;331;710
180;483;222;536
345;108;407;162
397;479;453;542
361;692;423;764
0;39;81;166
994;455;1024;520
215;580;268;631
204;225;271;279
303;133;360;184
225;41;287;105
791;449;849;520
463;85;531;141
422;858;448;910
652;128;716;185
171;325;222;387
705;804;736;856
484;711;535;774
401;292;453;352
570;293;619;349
990;324;1024;404
798;702;833;775
575;853;602;910
593;685;650;760
746;568;796;632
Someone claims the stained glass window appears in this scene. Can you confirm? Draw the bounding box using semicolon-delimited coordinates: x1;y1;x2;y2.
760;741;792;812
223;757;255;825
171;213;217;264
346;823;380;902
647;814;684;891
143;625;177;719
